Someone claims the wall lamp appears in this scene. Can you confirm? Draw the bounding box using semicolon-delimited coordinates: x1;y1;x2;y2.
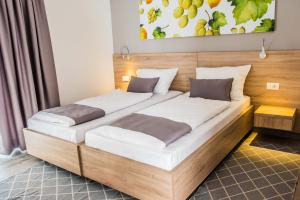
121;46;130;60
122;75;130;82
259;38;267;59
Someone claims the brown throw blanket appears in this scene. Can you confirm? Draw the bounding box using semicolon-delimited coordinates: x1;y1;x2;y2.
45;104;105;125
111;113;192;146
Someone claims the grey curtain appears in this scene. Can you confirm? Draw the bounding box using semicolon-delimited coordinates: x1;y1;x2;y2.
0;0;60;155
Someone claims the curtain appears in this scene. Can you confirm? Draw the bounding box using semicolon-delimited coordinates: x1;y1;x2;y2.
0;0;60;155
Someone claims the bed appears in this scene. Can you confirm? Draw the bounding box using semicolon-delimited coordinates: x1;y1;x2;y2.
23;90;182;175
80;97;253;200
74;53;257;200
85;96;251;171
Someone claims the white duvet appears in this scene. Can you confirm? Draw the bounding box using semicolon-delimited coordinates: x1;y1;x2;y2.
30;90;153;127
86;95;231;150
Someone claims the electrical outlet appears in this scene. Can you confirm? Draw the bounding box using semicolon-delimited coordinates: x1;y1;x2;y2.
266;82;280;90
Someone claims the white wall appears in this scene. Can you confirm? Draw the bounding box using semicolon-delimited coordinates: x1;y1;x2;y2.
45;0;114;105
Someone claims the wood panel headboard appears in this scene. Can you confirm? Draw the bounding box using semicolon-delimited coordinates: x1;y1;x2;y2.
113;50;300;133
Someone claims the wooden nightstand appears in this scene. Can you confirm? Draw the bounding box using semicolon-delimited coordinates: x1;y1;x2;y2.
254;105;297;131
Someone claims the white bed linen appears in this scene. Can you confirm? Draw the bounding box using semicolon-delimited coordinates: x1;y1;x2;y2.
30;90;153;127
27;91;182;144
87;95;231;150
85;96;251;171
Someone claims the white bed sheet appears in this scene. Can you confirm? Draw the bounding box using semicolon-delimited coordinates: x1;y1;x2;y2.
32;90;153;127
89;96;231;150
27;91;182;144
85;96;251;171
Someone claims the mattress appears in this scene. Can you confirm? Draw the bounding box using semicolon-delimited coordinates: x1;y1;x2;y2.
27;91;182;144
85;96;251;171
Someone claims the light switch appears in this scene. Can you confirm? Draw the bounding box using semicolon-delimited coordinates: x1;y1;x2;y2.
266;82;280;90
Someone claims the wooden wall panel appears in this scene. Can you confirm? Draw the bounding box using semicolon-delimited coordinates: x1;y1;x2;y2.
113;50;300;133
196;51;300;133
113;53;197;92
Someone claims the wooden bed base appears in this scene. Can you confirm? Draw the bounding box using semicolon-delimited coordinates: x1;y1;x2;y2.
23;129;82;175
80;106;254;200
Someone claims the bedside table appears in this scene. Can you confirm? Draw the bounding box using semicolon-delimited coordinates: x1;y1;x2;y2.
254;105;297;131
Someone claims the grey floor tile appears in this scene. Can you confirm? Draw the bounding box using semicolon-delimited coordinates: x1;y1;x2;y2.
220;176;237;186
230;193;247;200
266;174;283;185
43;179;56;187
234;173;250;183
259;186;278;199
24;195;40;200
206;180;222;190
210;188;227;199
57;185;72;194
25;187;41;196
27;180;42;188
72;184;88;193
74;192;89;200
0;190;9;199
105;189;123;199
239;181;256;192
57;194;73;200
87;182;103;191
253;177;270;188
273;182;292;194
41;186;56;195
245;190;264;200
89;191;106;200
41;195;56;200
224;184;243;197
194;192;211;200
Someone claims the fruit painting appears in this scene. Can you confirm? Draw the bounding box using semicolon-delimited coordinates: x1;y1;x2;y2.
139;0;276;40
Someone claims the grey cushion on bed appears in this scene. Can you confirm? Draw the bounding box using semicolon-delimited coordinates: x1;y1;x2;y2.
189;78;233;101
127;76;159;93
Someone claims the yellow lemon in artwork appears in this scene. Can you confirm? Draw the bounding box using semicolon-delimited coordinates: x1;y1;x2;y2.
172;34;181;38
162;0;169;7
193;0;203;8
178;0;183;6
212;29;220;36
188;5;197;19
206;29;214;36
208;0;221;8
140;26;148;40
195;19;207;31
178;15;189;28
181;0;192;9
139;8;144;14
197;28;206;36
173;7;184;19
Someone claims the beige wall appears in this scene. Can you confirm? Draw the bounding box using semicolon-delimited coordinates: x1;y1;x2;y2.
111;0;300;53
45;0;114;105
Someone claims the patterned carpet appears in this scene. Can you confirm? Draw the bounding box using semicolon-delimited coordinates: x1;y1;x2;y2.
0;132;299;200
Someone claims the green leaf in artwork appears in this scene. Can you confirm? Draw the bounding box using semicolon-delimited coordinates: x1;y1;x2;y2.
253;18;275;32
228;0;273;25
209;11;227;30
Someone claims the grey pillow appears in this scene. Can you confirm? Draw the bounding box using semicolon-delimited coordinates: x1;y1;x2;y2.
189;78;233;101
127;76;159;93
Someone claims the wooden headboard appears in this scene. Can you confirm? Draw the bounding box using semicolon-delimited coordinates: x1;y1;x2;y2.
113;50;300;133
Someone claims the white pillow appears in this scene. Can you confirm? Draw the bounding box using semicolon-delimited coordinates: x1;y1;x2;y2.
137;68;178;94
196;65;251;101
